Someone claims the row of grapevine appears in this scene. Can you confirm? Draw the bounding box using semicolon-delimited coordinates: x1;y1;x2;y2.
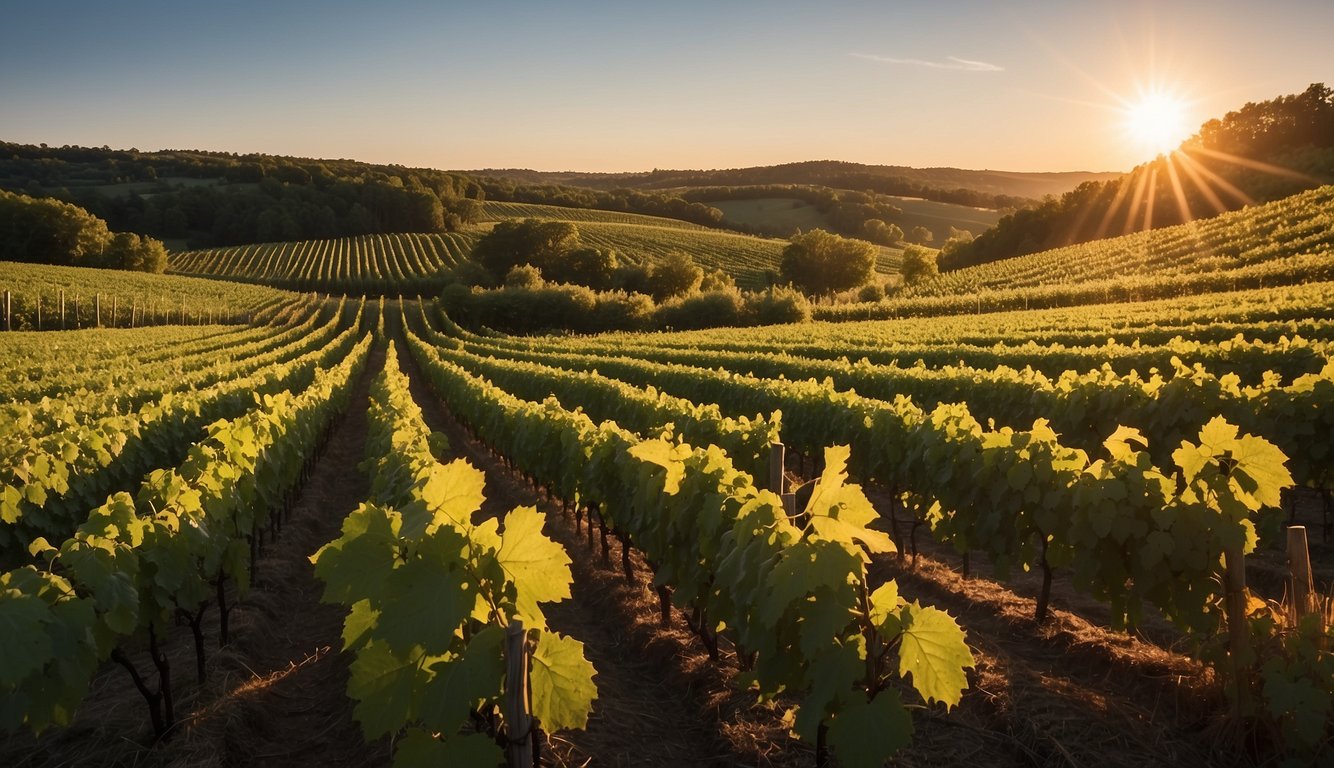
1;327;372;737
1;299;367;560
312;342;597;767
2;295;331;414
171;232;479;294
406;332;975;767
538;326;1333;384
0;259;296;331
583;281;1334;357
816;186;1334;321
406;305;778;480
425;310;1333;755
467;335;1333;491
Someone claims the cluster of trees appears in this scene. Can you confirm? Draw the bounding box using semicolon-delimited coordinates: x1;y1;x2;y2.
0;143;487;248
0;190;167;271
944;83;1334;270
677;184;908;241
475;178;724;227
515;161;1031;209
468;219;732;301
777;227;941;300
443;218;812;333
442;280;811;335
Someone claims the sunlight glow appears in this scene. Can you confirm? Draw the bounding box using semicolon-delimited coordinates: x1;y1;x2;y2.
1123;92;1191;156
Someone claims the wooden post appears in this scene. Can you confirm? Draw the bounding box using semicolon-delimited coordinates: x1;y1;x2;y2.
3;290;10;331
505;621;534;768
95;293;102;328
1223;544;1252;712
1288;526;1315;625
112;295;118;327
60;289;66;329
130;298;136;328
769;441;785;494
36;294;41;331
782;492;797;519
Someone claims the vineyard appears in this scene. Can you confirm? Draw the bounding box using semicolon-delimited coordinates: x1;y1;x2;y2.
170;232;480;294
816;185;1334;320
2;183;1333;767
0;260;294;330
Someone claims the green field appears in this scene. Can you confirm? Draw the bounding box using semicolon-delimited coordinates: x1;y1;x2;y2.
707;194;1003;243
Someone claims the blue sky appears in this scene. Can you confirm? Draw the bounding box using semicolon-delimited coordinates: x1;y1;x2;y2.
1;1;1330;172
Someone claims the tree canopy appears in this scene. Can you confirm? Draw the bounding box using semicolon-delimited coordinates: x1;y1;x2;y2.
0;190;167;272
779;229;878;296
898;244;939;286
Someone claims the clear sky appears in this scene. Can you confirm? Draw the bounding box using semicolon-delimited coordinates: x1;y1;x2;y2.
1;1;1329;174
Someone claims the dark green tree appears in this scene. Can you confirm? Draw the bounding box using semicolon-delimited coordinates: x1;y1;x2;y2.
647;251;704;301
899;244;939;285
779;229;877;296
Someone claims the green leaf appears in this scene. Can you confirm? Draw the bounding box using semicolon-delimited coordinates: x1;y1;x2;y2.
417;626;504;733
628;439;690;495
826;689;913;768
341;599;379;652
1103;426;1147;461
497;507;571;631
1229;433;1293;510
311;503;401;605
529;631;597;732
417;458;487;535
897;603;973;708
392;729;450;768
377;553;474;656
868;581;902;634
347;639;422;739
0;593;53;685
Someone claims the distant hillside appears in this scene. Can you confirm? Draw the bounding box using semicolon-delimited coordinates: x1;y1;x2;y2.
169;202;900;293
817;184;1334;321
944;83;1334;271
470;161;1120;207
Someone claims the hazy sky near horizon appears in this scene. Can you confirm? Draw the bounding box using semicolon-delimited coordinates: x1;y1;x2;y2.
1;1;1330;174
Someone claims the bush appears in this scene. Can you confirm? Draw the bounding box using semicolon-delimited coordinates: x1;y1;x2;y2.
656;289;744;330
504;264;544;288
592;291;655;332
856;280;886;303
744;285;812;326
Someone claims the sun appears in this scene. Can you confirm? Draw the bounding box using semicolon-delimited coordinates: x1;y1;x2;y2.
1122;91;1191;157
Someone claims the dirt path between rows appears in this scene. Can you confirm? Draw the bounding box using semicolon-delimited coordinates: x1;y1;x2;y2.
394;335;753;767
164;343;391;767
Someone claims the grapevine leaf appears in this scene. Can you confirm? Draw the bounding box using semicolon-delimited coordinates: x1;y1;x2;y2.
392;729;449;768
497;507;571;630
341;599;379;652
0;593;52;685
1103;426;1147;461
1229;433;1293;510
1197;416;1239;451
347;640;422;739
628;439;690;495
311;503;401;605
1261;663;1328;749
529;631;597;732
760;540;861;626
868;581;902;633
417;625;504;733
898;602;973;708
377;552;474;656
793;636;864;741
1172;441;1210;483
826;689;913;768
417;458;487;534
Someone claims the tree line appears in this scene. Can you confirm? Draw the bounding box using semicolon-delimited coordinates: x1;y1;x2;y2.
0;190;167;272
